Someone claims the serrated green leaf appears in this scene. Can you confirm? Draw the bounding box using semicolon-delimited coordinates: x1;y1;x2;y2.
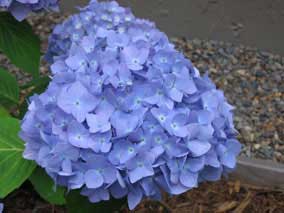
0;106;9;117
30;167;66;205
0;12;40;78
66;190;126;213
0;117;36;198
0;67;19;105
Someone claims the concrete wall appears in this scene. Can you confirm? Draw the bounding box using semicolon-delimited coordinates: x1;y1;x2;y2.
60;0;284;55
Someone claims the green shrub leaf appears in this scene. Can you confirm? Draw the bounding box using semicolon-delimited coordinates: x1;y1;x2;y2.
0;12;40;78
0;117;36;198
30;167;66;205
0;106;9;117
0;67;19;105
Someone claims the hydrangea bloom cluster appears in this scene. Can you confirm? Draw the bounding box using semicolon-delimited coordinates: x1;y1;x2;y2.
21;0;241;210
0;0;59;21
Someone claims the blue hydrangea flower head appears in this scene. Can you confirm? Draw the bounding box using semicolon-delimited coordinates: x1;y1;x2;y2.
0;203;3;213
21;0;241;210
0;0;59;21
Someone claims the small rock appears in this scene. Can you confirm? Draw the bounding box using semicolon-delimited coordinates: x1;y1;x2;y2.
236;69;246;76
274;62;283;70
254;144;261;150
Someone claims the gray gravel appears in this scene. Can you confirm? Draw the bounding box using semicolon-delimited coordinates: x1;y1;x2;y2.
0;13;283;163
174;38;284;163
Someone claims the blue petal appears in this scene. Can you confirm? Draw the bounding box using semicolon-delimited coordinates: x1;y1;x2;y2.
68;172;84;190
128;165;154;183
110;181;128;199
187;140;211;157
84;169;104;189
127;187;143;210
186;156;205;172
179;170;198;188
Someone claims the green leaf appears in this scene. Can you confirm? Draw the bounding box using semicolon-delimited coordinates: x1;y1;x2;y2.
30;167;66;205
0;117;36;198
0;12;40;78
66;190;126;213
0;106;9;117
0;67;19;105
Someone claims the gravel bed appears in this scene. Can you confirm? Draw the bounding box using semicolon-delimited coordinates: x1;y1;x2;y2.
0;12;283;163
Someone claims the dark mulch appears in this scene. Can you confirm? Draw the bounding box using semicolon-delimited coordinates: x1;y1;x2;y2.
3;180;284;213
